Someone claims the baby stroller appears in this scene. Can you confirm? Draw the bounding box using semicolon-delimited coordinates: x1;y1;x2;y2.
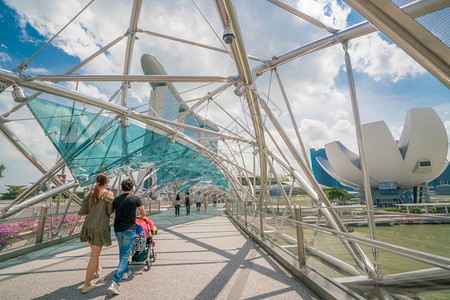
129;216;157;270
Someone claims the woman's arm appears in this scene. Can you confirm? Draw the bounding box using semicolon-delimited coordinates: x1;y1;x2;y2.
68;214;83;237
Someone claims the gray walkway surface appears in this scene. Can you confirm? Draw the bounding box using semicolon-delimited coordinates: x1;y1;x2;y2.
0;205;319;300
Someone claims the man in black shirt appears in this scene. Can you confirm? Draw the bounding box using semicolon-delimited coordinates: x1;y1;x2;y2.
108;178;145;295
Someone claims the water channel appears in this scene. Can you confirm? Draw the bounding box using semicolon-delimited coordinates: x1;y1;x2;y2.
307;223;450;299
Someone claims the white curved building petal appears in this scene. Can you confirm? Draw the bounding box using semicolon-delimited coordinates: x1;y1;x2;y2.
316;155;359;189
362;121;406;186
398;108;449;185
325;141;366;186
322;108;448;189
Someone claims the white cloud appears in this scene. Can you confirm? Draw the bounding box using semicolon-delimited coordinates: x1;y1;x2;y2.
0;102;57;191
9;121;55;163
329;109;349;121
0;91;14;112
389;126;403;142
26;67;49;75
349;34;427;82
0;140;46;192
300;118;356;150
299;0;351;29
66;82;110;102
0;52;12;62
5;0;128;74
434;102;450;123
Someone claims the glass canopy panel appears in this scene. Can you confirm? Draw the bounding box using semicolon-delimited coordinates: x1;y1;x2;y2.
26;97;228;189
183;114;199;139
391;0;450;47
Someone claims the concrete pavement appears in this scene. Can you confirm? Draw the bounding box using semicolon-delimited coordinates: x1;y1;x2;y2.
0;205;319;300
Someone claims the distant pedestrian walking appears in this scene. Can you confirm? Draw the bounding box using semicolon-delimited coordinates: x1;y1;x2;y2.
69;173;114;294
173;194;181;216
195;192;202;212
203;195;208;213
185;192;191;215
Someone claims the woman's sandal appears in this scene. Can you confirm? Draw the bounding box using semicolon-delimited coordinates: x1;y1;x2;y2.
81;283;97;293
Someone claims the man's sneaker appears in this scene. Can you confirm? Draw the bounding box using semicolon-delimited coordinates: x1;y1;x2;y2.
107;281;120;295
122;271;132;280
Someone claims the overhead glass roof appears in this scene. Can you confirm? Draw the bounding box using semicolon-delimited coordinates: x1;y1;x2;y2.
392;0;449;47
26;97;227;190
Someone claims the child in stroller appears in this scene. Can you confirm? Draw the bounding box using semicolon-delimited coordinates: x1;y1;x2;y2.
129;216;157;269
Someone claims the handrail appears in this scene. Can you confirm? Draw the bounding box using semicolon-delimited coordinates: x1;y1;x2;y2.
263;212;450;270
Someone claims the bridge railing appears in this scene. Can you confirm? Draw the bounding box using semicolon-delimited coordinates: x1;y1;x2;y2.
0;196;169;259
0;209;79;255
225;197;450;299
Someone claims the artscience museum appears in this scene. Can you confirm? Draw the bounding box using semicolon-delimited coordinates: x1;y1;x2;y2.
313;107;449;206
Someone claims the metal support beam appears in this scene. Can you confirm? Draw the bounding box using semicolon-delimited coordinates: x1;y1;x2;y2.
343;43;379;274
253;0;449;87
0;122;82;208
121;0;143;106
1;158;66;213
35;74;229;83
0;69;251;145
267;0;335;33
178;82;232;124
258;94;376;276
35;205;48;243
214;0;268;238
343;0;450;88
295;206;306;265
266;156;293;216
274;70;311;171
1;182;79;219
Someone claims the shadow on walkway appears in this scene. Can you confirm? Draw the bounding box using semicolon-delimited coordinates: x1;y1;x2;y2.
0;205;319;300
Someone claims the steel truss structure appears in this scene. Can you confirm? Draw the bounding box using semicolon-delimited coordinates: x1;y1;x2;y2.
0;0;449;299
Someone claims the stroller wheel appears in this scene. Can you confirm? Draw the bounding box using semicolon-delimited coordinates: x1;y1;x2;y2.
151;249;156;262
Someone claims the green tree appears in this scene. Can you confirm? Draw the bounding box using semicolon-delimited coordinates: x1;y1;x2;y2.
0;164;5;178
325;187;348;205
280;176;290;183
0;185;26;200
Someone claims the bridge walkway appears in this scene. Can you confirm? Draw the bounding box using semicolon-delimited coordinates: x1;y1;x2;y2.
0;205;319;300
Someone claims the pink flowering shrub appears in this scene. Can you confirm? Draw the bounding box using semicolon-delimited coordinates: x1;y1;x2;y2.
0;214;77;250
0;224;23;249
17;218;38;232
43;215;77;233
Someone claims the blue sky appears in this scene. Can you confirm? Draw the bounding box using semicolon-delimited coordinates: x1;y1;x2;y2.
0;0;449;192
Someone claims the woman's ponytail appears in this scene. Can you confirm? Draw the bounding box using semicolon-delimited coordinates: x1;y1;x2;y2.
93;173;109;204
